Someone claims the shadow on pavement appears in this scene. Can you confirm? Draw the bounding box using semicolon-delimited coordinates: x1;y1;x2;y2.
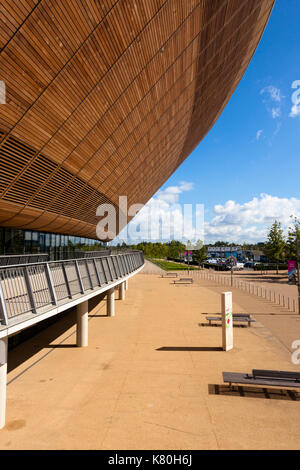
209;384;300;401
199;323;247;328
157;346;223;351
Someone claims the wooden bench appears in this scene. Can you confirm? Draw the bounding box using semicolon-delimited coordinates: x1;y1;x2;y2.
206;314;256;327
223;369;300;389
174;277;194;284
161;272;178;278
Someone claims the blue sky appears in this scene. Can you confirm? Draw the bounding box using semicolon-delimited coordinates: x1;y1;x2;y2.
115;0;300;245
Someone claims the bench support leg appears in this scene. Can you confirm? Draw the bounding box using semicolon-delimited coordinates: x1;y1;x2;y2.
76;300;88;347
125;279;128;291
118;281;125;300
0;336;8;429
107;288;115;317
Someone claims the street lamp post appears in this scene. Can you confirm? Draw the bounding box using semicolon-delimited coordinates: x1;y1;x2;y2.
297;237;300;315
230;245;233;287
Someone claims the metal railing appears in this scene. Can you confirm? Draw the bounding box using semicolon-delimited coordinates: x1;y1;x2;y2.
0;251;144;326
73;250;111;258
0;253;49;266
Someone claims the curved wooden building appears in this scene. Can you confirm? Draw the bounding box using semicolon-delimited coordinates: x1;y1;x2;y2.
0;0;275;240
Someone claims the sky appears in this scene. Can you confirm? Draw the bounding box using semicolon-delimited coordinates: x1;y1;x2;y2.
114;0;300;246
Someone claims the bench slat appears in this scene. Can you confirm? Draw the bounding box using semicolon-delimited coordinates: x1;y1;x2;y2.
223;371;300;388
206;316;255;322
253;369;300;381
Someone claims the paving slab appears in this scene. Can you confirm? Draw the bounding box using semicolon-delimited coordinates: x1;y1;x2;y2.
0;273;299;449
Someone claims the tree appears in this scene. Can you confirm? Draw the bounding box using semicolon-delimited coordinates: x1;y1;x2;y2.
166;240;185;260
264;220;285;272
285;216;300;260
192;245;207;265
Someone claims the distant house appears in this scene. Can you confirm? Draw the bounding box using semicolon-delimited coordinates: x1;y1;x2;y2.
246;250;268;262
207;246;243;260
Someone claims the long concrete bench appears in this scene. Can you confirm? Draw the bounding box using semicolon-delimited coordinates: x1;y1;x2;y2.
161;272;178;278
223;369;300;390
206;313;255;327
174;277;193;284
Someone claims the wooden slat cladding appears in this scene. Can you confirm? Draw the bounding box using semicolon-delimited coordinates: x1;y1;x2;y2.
0;0;275;238
0;135;116;224
0;0;39;50
178;0;275;164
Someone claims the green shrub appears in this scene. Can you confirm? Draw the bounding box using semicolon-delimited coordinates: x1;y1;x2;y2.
253;263;288;271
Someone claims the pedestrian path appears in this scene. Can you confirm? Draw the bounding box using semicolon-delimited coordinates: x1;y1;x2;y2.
0;273;299;449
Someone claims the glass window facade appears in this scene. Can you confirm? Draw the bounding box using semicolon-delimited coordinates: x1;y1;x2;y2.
0;227;103;260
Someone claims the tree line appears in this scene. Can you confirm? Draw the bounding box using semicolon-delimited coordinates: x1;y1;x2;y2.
263;217;300;264
112;216;300;265
114;240;207;263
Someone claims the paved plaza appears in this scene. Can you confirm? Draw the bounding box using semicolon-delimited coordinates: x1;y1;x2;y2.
0;270;300;449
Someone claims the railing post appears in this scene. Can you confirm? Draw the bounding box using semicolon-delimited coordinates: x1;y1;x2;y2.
93;259;101;286
61;264;72;299
123;255;129;274
115;256;122;277
45;263;57;306
24;266;37;313
85;260;93;290
111;257;119;278
74;261;84;294
127;254;132;273
0;335;8;429
106;257;113;281
101;258;108;284
119;256;125;276
0;279;8;326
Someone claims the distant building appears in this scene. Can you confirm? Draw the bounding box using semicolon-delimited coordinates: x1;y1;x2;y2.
207;246;243;260
246;250;268;263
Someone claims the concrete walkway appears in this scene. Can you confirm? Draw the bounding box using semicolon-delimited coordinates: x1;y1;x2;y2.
140;258;165;274
0;273;300;449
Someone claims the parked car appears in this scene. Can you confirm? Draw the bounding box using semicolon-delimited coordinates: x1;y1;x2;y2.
243;262;259;268
226;262;244;270
234;262;244;270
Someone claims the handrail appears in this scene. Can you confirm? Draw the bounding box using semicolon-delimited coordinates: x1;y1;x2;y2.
0;251;140;269
0;251;144;326
0;253;49;267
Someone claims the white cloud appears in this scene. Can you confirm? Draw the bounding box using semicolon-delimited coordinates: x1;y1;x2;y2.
114;181;202;244
273;121;282;136
113;189;300;245
156;181;194;204
260;85;283;121
256;129;263;140
289;103;300;118
260;85;282;102
205;194;300;243
289;80;300;118
271;107;281;119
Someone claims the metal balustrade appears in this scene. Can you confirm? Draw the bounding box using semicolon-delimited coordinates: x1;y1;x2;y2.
0;251;144;326
0;253;49;266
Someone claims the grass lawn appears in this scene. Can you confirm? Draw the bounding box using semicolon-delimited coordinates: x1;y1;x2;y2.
148;258;200;271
